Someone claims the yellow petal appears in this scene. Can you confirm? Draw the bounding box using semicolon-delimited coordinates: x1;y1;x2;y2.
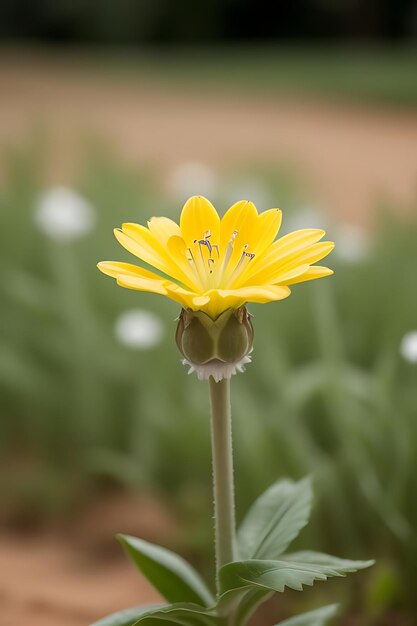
192;285;291;318
167;283;204;309
116;274;168;295
167;235;203;291
283;241;335;268
253;209;282;254
258;229;326;266
261;241;335;284
98;260;197;308
116;223;198;291
115;225;172;275
192;294;212;307
279;265;334;286
220;200;258;253
147;216;181;243
266;264;311;285
191;291;223;319
180;196;220;247
115;273;198;310
220;284;290;301
97;261;163;281
229;208;282;287
218;200;260;286
98;261;170;296
244;231;331;284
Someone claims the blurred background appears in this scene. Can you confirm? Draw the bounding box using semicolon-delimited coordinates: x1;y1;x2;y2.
1;2;417;625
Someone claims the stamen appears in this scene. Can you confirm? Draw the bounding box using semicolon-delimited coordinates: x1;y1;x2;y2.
228;247;256;283
186;228;252;287
234;251;249;271
188;240;209;286
190;231;218;286
198;239;212;255
222;230;238;272
187;247;195;263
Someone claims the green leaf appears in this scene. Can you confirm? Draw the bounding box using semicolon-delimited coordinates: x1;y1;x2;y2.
219;553;374;595
118;534;214;606
281;551;375;573
216;585;273;625
237;477;313;560
276;604;339;626
125;602;220;625
232;588;273;625
89;604;164;626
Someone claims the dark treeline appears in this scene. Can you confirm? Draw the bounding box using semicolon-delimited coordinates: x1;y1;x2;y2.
0;0;416;44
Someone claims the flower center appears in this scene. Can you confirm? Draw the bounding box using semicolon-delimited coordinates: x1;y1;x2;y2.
186;230;255;290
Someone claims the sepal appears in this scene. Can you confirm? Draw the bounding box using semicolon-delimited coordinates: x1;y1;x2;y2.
176;307;253;380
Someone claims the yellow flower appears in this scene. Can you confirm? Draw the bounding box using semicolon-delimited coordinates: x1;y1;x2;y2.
98;196;334;319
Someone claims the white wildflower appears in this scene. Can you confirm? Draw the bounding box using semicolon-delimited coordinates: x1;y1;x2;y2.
400;331;417;364
115;309;164;350
35;187;95;241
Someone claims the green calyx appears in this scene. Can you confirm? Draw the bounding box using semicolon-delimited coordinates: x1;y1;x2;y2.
176;307;254;365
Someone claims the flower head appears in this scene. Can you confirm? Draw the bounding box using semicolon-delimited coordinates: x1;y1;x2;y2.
98;196;334;320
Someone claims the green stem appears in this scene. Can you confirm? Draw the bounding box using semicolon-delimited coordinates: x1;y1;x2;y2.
209;376;237;595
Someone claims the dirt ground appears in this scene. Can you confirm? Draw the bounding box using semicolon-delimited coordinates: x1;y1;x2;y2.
0;51;416;225
0;492;169;626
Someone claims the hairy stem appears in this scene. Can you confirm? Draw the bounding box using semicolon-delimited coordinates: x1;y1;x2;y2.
209;376;237;596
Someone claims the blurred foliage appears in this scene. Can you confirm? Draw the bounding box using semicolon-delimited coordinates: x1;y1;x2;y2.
94;46;417;107
0;140;416;618
0;0;415;43
19;46;417;107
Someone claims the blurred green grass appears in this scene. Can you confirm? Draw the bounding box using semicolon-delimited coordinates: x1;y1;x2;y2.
0;140;416;617
74;45;417;106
